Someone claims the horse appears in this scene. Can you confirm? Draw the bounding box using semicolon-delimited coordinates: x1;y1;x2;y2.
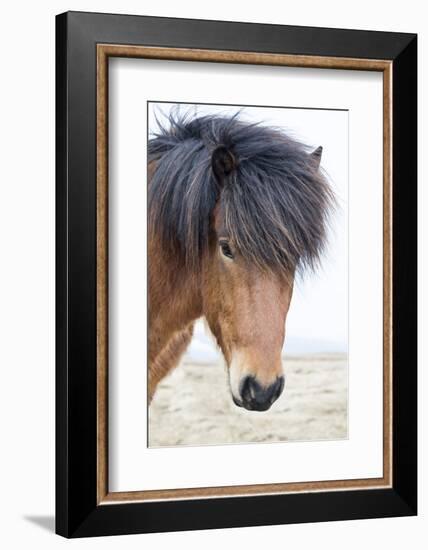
147;111;335;411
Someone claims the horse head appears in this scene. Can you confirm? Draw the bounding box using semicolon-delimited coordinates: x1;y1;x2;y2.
148;112;334;411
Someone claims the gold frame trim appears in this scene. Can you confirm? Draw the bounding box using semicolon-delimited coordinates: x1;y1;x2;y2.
96;44;393;504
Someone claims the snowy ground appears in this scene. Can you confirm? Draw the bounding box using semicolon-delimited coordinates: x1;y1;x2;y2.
149;354;348;447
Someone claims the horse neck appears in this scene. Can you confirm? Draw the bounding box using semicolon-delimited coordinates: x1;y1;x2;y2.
149;243;202;361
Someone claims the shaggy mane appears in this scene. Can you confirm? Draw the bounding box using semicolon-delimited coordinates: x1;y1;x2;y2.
148;111;335;274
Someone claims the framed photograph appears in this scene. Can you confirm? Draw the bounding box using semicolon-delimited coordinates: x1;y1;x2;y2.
56;11;417;537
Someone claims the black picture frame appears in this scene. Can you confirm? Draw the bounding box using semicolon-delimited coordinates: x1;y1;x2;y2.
56;10;417;538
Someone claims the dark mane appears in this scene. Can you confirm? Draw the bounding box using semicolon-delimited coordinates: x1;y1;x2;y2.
148;110;335;274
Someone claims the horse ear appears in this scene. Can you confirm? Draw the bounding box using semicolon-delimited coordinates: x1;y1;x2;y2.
309;146;323;170
212;146;236;182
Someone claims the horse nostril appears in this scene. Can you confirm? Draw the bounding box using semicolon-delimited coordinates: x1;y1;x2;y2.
239;375;285;411
272;376;285;403
240;376;253;404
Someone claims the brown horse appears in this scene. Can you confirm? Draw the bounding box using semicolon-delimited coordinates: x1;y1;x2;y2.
148;112;334;411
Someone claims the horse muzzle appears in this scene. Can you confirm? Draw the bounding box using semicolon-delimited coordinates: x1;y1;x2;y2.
233;375;285;411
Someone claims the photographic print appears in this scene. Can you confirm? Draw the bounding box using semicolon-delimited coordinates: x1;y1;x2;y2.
57;13;417;536
147;102;348;448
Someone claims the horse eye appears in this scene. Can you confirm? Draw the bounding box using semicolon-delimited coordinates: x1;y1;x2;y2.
219;241;234;259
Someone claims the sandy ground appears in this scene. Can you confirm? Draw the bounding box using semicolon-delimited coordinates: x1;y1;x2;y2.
149;354;348;447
